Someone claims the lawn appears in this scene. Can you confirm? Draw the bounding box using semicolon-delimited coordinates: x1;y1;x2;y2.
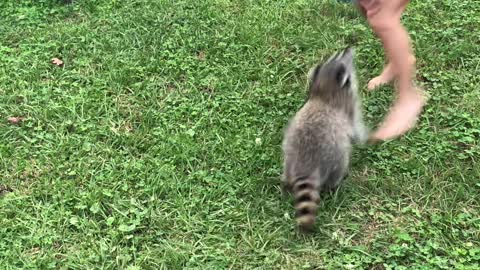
1;0;479;269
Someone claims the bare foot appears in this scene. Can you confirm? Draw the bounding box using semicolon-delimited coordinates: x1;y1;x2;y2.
367;63;395;90
367;56;416;91
370;85;427;141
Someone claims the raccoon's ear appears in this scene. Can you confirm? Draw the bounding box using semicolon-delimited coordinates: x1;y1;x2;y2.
335;64;350;88
307;64;321;85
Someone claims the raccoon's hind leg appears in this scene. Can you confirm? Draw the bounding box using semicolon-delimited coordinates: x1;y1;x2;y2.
281;172;292;195
281;157;294;194
323;159;349;192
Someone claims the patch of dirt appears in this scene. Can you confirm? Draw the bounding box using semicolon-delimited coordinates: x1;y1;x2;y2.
26;247;41;257
201;86;214;94
197;50;206;61
370;263;386;270
351;200;413;246
354;219;383;246
0;184;13;196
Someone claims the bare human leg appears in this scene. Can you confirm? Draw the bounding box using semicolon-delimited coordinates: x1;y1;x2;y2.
359;0;426;141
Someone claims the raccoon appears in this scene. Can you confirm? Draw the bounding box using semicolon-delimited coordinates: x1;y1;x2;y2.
281;47;368;231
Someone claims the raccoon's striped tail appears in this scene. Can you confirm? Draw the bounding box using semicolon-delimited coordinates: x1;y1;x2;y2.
292;175;321;232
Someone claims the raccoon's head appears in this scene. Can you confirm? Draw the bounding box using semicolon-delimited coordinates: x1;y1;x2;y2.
307;47;358;102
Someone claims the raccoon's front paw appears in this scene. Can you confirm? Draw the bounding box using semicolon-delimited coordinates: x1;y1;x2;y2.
366;132;384;145
352;128;370;145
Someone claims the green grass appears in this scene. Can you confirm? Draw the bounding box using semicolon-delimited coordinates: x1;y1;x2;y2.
1;0;479;269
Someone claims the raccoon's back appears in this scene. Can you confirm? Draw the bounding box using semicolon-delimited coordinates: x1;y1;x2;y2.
290;101;351;137
283;102;352;170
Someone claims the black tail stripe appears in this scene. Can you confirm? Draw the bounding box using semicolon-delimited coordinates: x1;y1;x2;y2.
295;193;311;203
296;207;311;216
293;180;313;192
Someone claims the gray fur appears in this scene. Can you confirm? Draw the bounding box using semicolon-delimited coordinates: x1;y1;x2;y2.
281;47;368;231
